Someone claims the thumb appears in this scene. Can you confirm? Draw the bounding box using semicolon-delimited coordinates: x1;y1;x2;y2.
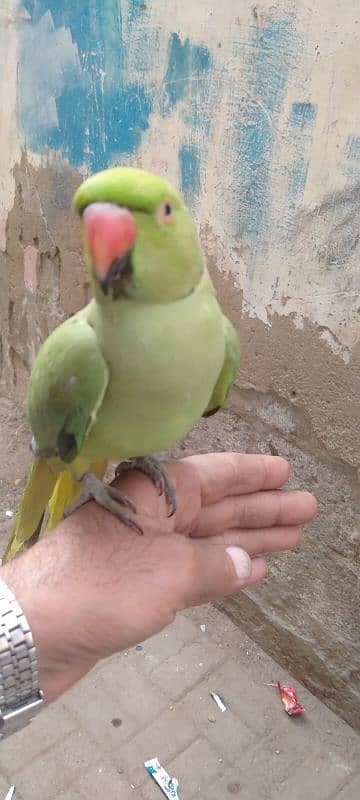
182;540;267;607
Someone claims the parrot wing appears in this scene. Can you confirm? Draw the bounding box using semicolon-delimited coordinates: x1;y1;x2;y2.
27;313;109;464
3;315;110;562
203;314;240;417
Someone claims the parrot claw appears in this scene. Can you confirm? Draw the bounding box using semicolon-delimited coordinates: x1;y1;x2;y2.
65;472;143;534
115;456;177;517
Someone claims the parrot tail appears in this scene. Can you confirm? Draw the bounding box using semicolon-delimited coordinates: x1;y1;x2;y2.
3;458;108;563
3;459;57;563
45;469;83;534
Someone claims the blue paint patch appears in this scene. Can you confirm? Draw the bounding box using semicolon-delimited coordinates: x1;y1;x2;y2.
286;102;317;203
18;6;214;182
179;143;201;199
290;101;317;129
234;14;299;248
344;134;360;161
277;101;317;235
287;156;310;205
127;0;147;25
341;135;360;184
164;33;213;203
162;33;212;115
18;1;153;171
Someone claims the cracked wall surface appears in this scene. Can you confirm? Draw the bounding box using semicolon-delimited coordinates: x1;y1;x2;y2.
0;1;359;728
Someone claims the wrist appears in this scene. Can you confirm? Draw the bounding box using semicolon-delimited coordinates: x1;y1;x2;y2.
0;562;98;703
0;512;101;702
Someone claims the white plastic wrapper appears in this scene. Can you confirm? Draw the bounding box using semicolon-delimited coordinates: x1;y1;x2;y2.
210;691;227;712
144;757;179;799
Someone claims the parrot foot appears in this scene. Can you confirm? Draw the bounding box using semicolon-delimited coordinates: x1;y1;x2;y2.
65;473;144;535
115;456;177;517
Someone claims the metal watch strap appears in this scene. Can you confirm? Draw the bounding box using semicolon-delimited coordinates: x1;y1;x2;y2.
0;578;43;738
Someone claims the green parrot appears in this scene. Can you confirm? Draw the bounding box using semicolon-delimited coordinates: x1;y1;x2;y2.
4;167;240;562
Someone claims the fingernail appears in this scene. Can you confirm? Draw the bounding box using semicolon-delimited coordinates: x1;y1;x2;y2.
226;547;252;580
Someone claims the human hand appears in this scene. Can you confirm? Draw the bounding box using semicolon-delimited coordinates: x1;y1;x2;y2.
1;453;317;702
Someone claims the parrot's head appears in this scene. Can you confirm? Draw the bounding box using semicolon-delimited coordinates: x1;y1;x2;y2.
73;167;204;304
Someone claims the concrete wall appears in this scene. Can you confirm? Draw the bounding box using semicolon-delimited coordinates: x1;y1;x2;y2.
0;1;359;727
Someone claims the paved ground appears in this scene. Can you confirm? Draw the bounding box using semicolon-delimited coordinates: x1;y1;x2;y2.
0;605;358;799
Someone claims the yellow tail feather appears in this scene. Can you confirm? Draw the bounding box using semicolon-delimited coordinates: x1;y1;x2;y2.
3;458;108;563
44;458;107;535
3;459;57;563
45;470;82;533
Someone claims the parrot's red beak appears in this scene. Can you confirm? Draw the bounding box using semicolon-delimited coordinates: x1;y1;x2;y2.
83;202;137;294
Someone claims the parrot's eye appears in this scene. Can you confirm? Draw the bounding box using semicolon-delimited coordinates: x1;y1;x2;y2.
156;200;174;225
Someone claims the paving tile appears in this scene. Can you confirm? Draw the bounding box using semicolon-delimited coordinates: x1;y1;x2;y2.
0;701;76;773
204;764;266;800
334;773;360;799
75;757;145;799
175;680;257;764
63;656;168;749
53;789;84;800
274;747;358;800
14;729;100;800
141;739;224;800
63;669;137;745
149;639;226;701
127;613;200;676
0;774;20;799
167;737;224;799
117;707;198;788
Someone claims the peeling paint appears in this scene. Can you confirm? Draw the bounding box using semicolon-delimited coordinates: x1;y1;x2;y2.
17;10;81;141
0;218;7;253
233;13;298;247
179;142;201;200
162;33;213;117
0;1;22;234
127;0;147;25
18;2;153;170
286;102;317;205
23;245;38;292
344;134;360;161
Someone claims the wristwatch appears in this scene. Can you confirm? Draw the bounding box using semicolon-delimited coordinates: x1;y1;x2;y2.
0;578;43;739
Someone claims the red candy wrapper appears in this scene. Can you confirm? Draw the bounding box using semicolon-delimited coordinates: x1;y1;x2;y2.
277;682;304;717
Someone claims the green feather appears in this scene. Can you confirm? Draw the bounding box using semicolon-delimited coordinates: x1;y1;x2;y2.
73;167;182;215
27;314;109;461
203;315;240;416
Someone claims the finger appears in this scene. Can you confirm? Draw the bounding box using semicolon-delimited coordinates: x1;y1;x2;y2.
182;540;267;606
185;453;290;505
195;490;317;537
205;525;303;556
